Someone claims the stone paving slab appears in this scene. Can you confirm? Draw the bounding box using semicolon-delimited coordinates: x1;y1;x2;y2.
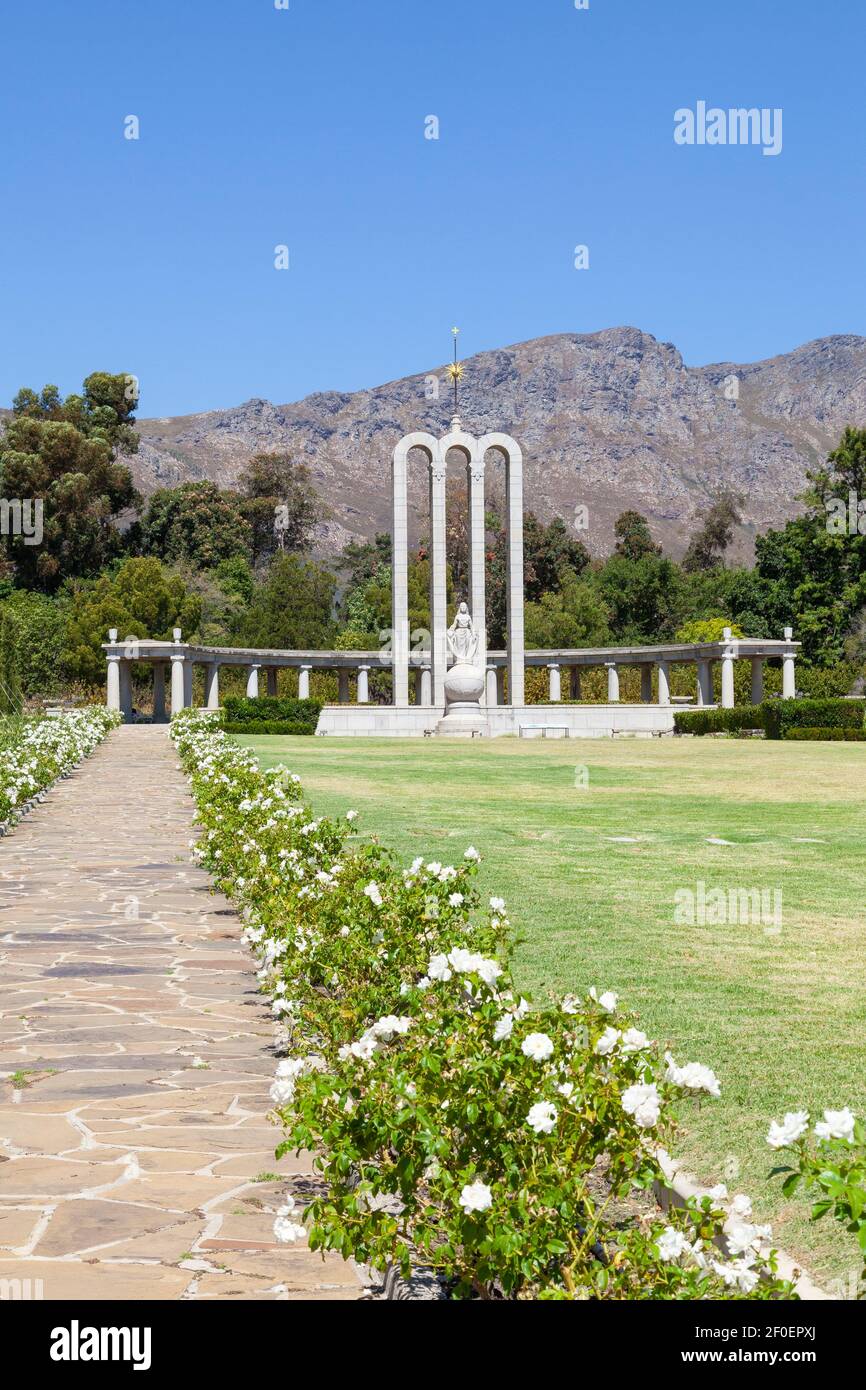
0;725;361;1302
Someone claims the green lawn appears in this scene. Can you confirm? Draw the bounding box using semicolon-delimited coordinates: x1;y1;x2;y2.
237;733;866;1287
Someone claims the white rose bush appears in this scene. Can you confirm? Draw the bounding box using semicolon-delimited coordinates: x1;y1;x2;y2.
0;708;120;831
768;1107;866;1292
171;711;802;1300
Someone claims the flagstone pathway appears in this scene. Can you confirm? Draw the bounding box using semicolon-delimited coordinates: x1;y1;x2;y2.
0;724;361;1301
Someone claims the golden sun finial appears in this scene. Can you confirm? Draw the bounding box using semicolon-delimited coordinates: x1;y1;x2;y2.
448;327;463;412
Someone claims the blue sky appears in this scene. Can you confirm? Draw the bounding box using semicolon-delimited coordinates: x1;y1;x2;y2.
1;0;863;416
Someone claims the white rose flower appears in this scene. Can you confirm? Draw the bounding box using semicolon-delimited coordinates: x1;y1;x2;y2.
493;1014;514;1042
815;1107;856;1143
526;1100;558;1135
448;892;464;907
521;1032;554;1062
621;1082;661;1129
427;953;452;982
363;882;383;907
489;896;506;912
766;1110;810;1149
464;846;480;861
594;1026;620;1056
656;1226;690;1262
620;1028;650;1053
459;1181;493;1213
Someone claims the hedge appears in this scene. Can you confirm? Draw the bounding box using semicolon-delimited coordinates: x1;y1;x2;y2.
675;699;866;740
766;698;866;739
673;705;766;736
782;726;866;742
222;696;322;733
224;720;317;736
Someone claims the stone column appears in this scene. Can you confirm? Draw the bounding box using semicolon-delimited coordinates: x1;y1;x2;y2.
697;659;714;706
338;669;350;704
267;667;278;697
119;661;133;721
298;665;311;700
420;665;432;704
429;461;448;708
657;659;671;705
606;662;620;703
486;664;498;706
245;664;259;699
183;661;194;709
391;444;411;708
721;631;735;709
468;458;487;696
152;664;166;721
640;663;653;703
205;663;220;710
782;627;796;699
570;667;581;701
496;667;506;705
751;658;764;705
106;654;121;712
357;665;370;704
504;445;525;706
170;654;186;717
548;663;562;702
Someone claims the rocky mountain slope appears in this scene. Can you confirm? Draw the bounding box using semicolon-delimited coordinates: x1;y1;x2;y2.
124;328;866;560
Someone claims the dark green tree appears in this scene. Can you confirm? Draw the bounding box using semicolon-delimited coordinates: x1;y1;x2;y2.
236;552;336;649
0;372;140;590
0;610;23;715
238;452;324;566
61;558;201;687
140;481;251;570
614;510;662;562
682;488;744;573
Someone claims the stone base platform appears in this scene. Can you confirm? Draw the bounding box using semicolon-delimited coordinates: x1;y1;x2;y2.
315;703;679;738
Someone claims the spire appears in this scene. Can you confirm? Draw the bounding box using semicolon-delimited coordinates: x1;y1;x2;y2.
447;326;463;424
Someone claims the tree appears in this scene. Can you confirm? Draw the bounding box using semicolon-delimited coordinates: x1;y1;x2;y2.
236;552;336;649
524;571;611;648
487;513;590;646
0;610;23;715
682;488;744;572
140;481;251;570
237;452;324;566
596;552;688;643
0;373;141;590
675;618;744;643
614;510;661;562
0;591;66;697
61;558;201;687
753;428;866;664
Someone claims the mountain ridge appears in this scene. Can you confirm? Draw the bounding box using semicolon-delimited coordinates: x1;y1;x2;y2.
97;327;866;560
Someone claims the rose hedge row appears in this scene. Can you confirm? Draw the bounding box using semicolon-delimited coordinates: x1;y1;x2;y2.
171;711;798;1301
0;707;121;831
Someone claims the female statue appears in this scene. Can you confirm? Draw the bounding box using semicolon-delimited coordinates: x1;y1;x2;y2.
446;601;478;663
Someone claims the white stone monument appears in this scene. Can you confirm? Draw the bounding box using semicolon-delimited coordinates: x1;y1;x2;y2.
390;334;524;736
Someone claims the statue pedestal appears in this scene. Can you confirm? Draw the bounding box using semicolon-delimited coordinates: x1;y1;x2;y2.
437;661;487;737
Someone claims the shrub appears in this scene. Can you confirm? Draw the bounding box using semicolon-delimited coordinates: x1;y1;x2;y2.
782;727;866;742
0;707;120;829
224;719;317;736
767;1110;866;1297
169;712;798;1301
765;698;866;740
673;705;766;736
222;696;322;732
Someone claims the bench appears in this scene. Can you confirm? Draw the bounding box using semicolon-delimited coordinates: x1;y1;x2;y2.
519;724;571;739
